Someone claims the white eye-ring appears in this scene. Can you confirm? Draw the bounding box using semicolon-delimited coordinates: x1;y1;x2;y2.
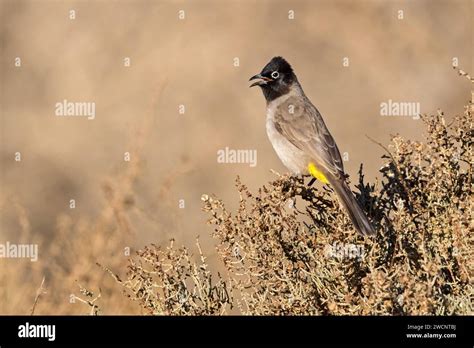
271;71;279;79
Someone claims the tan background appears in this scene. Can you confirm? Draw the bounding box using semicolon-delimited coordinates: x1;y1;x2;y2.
0;0;472;314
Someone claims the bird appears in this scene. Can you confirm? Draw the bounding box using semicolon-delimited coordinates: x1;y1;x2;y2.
249;56;375;236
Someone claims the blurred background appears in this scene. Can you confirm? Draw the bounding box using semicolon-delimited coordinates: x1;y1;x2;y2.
0;0;472;314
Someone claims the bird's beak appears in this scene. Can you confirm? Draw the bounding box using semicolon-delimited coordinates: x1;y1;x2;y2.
249;74;272;88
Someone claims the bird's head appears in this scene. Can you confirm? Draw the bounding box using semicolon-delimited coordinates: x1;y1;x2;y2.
249;56;297;101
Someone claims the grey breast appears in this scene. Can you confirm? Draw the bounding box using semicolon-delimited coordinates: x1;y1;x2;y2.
266;93;345;179
265;94;313;174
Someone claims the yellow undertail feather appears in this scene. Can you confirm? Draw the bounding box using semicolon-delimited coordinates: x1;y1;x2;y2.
308;162;329;184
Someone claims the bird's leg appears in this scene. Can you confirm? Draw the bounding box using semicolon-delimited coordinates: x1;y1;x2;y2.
302;174;316;187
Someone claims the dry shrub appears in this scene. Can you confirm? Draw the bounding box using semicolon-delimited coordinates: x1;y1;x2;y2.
0;154;144;315
115;93;473;315
101;240;233;315
0;94;156;315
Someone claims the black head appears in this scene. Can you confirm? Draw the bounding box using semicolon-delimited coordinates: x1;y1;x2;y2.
249;56;297;102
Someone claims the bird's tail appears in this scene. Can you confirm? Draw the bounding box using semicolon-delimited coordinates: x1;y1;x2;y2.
330;178;376;236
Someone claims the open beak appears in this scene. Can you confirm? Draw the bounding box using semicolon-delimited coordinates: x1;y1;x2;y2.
249;74;272;88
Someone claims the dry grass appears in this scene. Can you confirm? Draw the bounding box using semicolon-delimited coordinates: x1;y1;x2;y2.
0;82;163;315
0;157;144;314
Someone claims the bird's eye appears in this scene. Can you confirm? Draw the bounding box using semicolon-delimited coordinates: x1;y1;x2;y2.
271;71;279;79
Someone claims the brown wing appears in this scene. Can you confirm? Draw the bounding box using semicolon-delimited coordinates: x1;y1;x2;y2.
273;95;345;179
